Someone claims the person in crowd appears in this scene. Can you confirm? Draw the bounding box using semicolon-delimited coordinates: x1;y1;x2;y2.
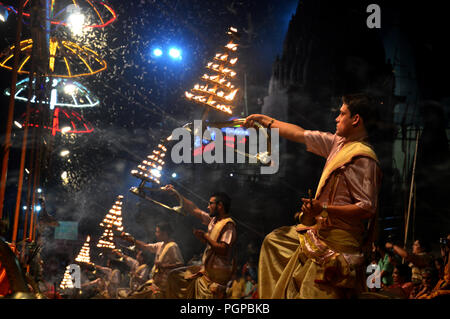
227;272;246;299
382;263;413;298
374;240;394;288
385;238;434;285
410;267;435;299
120;221;184;298
242;273;257;299
113;248;150;298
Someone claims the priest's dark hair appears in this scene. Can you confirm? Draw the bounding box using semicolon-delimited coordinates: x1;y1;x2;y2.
210;192;231;213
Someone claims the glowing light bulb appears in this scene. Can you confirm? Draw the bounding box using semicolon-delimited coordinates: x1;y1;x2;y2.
60;149;70;157
67;7;85;36
153;48;163;57
61;126;71;134
64;83;77;95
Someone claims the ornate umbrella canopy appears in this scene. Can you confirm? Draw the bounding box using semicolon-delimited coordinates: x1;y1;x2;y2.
2;0;116;29
0;38;107;78
19;106;94;135
5;77;100;109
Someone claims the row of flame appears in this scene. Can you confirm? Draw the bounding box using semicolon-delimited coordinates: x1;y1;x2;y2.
131;144;167;184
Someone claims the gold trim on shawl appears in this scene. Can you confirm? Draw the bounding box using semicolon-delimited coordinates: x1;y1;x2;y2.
315;141;378;199
151;241;177;275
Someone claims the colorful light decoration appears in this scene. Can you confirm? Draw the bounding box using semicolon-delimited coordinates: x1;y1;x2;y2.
18;106;94;136
131;141;168;185
185;27;240;115
96;195;124;250
5;77;100;109
75;235;93;264
3;0;117;29
0;38;107;78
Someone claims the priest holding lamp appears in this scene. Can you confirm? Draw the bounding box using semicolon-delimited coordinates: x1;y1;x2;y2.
245;93;382;299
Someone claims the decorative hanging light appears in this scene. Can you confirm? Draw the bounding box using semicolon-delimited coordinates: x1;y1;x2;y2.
18;106;94;136
185;26;240;115
5;0;117;29
0;38;107;78
5;77;100;109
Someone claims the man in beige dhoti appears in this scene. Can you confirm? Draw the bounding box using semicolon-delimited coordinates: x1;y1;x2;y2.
245;93;382;299
163;186;237;299
120;221;184;298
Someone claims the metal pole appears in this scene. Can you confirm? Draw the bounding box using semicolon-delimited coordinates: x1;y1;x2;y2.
29;156;40;241
404;129;420;248
22;130;37;241
244;72;248;116
0;0;24;219
11;112;31;246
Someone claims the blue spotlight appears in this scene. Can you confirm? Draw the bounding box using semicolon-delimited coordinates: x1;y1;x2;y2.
0;6;9;22
35;205;42;212
153;48;163;57
168;48;182;60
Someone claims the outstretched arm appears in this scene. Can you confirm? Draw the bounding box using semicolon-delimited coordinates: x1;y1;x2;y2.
244;114;306;144
162;185;209;224
385;242;408;260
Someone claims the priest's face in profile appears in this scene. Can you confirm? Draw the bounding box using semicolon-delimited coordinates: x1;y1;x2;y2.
208;196;219;217
335;103;356;138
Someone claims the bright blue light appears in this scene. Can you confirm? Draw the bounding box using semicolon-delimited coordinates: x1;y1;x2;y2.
23;205;27;211
168;48;182;60
153;48;163;57
35;205;42;212
171;173;177;178
0;6;9;22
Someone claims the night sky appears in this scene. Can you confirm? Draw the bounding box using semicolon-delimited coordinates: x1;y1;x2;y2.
0;0;449;285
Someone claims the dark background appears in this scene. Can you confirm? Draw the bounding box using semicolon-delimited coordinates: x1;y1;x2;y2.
0;0;448;285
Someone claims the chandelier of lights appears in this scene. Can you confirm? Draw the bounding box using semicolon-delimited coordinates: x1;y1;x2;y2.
96;195;124;250
131;141;168;185
0;38;107;78
2;0;116;29
5;77;100;108
18;106;94;135
75;235;93;264
59;265;75;289
185;27;240;115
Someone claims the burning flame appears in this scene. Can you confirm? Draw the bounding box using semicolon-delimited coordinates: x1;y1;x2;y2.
97;195;125;249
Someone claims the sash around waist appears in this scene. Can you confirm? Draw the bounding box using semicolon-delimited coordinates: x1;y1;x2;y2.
317;228;362;254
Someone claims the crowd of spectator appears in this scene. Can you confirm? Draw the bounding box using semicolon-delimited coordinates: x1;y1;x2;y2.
364;233;450;299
